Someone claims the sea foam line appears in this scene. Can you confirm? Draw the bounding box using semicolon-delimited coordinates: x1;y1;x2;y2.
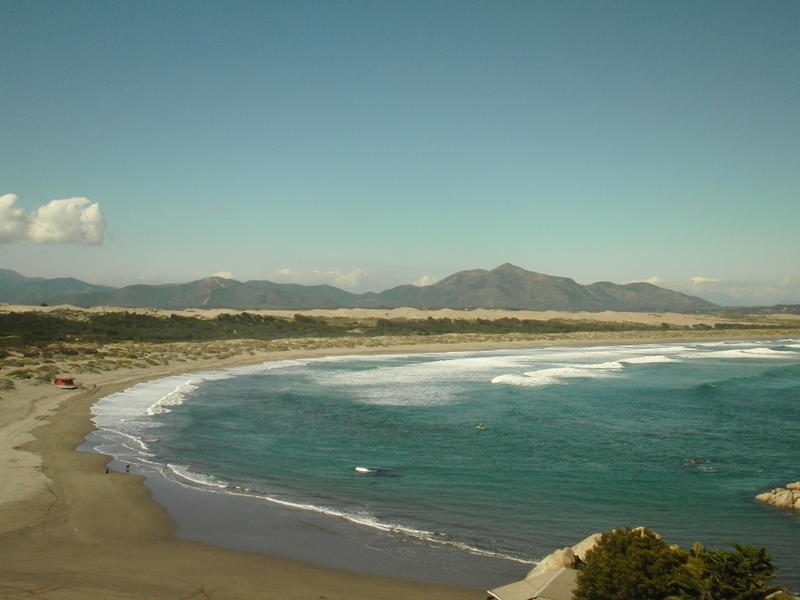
492;354;680;387
680;347;798;359
161;462;534;565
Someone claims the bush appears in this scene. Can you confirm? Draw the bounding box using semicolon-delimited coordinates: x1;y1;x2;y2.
670;542;781;600
573;527;687;600
573;530;783;600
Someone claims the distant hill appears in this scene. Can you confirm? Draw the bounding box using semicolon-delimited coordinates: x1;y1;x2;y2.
0;264;718;312
63;277;364;310
364;263;716;312
0;268;114;305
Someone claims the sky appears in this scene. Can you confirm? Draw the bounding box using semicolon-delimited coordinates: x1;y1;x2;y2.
1;0;798;305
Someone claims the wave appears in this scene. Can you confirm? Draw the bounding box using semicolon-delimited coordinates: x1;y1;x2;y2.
157;461;534;565
166;463;229;489
327;345;693;390
493;364;620;387
492;355;677;387
146;379;200;415
327;355;539;387
100;427;151;452
680;347;798;360
620;355;678;364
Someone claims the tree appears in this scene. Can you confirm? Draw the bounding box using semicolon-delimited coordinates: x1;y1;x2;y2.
669;542;782;600
573;527;687;600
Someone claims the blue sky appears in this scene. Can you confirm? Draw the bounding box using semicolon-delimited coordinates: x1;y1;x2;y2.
1;1;798;305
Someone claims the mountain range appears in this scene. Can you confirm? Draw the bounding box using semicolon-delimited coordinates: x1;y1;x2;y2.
0;264;717;312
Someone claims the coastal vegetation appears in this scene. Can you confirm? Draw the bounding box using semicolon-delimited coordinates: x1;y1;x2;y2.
574;528;783;600
1;309;797;384
1;310;795;346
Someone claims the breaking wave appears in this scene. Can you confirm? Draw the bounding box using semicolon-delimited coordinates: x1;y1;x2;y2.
680;347;799;360
492;355;678;387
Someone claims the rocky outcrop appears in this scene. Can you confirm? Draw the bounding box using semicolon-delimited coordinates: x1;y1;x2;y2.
527;528;659;579
755;482;800;510
528;547;578;578
527;532;607;578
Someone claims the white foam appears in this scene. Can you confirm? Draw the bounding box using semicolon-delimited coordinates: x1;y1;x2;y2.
353;385;456;407
101;427;151;451
491;354;681;388
620;355;679;364
680;347;797;359
493;364;621;387
146;379;200;415
165;464;229;489
327;355;538;387
324;345;692;392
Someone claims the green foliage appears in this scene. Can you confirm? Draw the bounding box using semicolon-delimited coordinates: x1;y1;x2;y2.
0;310;793;346
573;528;687;600
573;531;783;600
0;311;351;343
368;317;660;336
669;542;780;600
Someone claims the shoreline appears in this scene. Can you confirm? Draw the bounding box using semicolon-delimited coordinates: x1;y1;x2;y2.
1;330;797;598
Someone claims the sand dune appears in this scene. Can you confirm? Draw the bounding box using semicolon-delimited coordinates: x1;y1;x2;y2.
4;301;799;327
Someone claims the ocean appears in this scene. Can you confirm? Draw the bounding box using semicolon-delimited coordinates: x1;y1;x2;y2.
87;338;800;590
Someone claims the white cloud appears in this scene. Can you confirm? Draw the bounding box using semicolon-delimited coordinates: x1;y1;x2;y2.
775;275;800;289
211;271;234;280
764;275;800;301
0;194;105;244
412;275;439;287
629;276;663;285
0;194;31;242
660;275;800;306
268;268;370;290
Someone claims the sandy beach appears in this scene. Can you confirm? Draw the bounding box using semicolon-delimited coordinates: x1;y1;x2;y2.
1;326;797;599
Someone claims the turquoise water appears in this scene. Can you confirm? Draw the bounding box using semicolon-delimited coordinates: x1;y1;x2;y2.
91;339;800;587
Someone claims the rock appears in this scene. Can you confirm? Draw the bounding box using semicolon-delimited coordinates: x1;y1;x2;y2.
571;533;603;561
527;547;577;578
527;530;633;578
755;482;800;510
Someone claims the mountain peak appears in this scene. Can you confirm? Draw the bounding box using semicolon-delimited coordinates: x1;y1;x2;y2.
491;263;551;280
493;263;527;272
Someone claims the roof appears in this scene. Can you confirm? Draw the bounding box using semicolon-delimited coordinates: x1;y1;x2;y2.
487;567;578;600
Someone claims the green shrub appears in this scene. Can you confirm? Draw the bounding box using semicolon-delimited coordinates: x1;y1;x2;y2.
573;528;687;600
669;542;781;600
